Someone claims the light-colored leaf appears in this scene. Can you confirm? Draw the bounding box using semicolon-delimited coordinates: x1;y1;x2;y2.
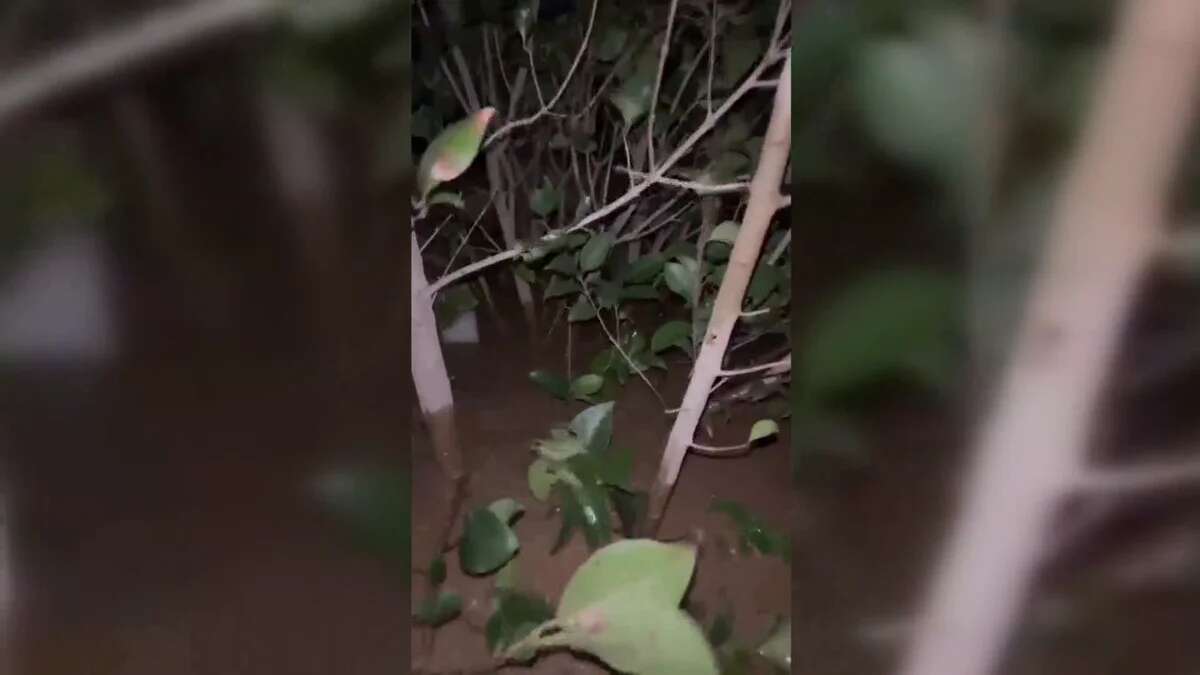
707;221;741;246
544;276;581;299
557;539;698;618
527;458;558;501
749;419;780;443
460;507;520;575
488;498;525;524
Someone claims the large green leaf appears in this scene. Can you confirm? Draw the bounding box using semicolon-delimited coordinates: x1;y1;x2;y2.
569;401;615;454
460;506;520;575
559;589;719;675
568;296;598;322
664;260;699;306
557;539;696;617
528;458;558;501
544;276;582;299
799;269;960;400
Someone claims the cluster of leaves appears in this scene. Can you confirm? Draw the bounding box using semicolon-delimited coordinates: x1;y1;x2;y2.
526;402;647;548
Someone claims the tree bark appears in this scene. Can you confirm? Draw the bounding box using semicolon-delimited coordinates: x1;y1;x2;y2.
645;52;792;535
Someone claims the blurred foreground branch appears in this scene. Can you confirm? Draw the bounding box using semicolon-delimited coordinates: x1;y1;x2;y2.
0;0;281;130
897;1;1200;674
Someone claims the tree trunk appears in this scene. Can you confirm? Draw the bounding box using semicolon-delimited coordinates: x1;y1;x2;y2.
645;52;792;536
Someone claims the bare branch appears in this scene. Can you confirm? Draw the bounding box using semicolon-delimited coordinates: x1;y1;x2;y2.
0;0;280;130
1076;455;1200;494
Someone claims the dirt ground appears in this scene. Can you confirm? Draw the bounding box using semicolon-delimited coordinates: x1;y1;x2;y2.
410;307;795;674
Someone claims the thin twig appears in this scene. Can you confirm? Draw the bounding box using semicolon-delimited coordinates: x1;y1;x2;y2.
717;356;790;378
1075;455;1200;495
647;0;680;171
484;0;599;149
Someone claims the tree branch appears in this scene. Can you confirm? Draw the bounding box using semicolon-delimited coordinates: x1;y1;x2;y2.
0;0;280;130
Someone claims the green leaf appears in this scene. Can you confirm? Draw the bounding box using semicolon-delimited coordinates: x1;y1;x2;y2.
546;252;579;276
558;591;719;675
552;478;613;552
594;25;628;62
652;321;692;355
708;221;740;246
620;284;659;300
664;261;698;306
413;590;462;627
568;296;598;322
460;507;520;575
534;430;587;461
529;370;571;400
799;269;960;400
311;466;410;569
749;419;780;443
570;374;605;399
495;557;520;591
569;401;615;454
528;458;558;501
596;278;623;309
535;540;718;674
530;179;562;217
543;276;581;299
596;446;634;491
580;233;616;272
557;539;698;617
488;498;525;524
487;589;555;657
747;264;784;307
757;619;791;671
623;254;665;283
